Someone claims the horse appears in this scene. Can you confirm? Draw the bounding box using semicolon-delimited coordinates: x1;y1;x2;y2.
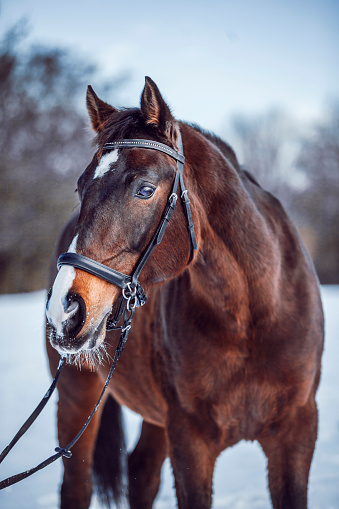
45;76;324;509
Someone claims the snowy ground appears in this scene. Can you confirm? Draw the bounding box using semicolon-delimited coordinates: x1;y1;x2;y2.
0;287;338;509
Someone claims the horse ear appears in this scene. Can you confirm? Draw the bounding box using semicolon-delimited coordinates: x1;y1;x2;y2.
141;77;176;139
86;85;117;132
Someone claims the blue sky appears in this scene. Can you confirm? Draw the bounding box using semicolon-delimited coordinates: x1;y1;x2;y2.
2;0;339;135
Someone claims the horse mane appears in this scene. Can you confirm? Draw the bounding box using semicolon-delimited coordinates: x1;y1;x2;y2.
187;123;240;171
95;108;169;146
94;109;261;190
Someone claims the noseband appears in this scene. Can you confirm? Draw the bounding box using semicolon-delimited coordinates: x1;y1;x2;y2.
57;133;197;323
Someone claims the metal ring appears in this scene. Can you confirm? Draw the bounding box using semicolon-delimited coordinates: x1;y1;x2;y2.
126;295;137;312
122;282;136;301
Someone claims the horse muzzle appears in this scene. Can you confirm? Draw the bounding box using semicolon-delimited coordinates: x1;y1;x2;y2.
46;264;118;354
46;291;89;352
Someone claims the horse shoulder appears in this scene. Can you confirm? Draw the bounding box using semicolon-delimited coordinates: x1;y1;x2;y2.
240;174;324;396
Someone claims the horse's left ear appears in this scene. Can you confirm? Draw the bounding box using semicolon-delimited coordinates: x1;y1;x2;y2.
141;77;178;141
86;85;117;132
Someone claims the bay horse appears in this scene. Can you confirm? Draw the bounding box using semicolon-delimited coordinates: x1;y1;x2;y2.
45;77;324;509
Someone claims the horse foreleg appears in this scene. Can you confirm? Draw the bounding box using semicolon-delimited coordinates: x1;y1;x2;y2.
167;409;219;509
128;420;168;509
56;365;104;509
258;397;318;509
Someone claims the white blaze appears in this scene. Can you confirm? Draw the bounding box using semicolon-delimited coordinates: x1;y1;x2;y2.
94;149;119;179
46;235;78;335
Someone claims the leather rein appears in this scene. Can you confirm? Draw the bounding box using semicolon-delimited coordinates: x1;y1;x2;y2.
0;132;197;489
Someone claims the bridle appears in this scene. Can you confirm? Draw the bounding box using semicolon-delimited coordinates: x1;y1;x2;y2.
0;131;197;490
57;132;197;326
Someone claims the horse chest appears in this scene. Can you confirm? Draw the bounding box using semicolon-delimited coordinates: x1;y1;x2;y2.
105;301;293;440
168;343;288;443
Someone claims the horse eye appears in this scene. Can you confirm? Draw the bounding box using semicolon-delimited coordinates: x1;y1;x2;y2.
136;185;155;199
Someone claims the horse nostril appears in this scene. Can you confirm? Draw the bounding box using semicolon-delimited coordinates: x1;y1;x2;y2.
63;293;86;338
65;299;80;318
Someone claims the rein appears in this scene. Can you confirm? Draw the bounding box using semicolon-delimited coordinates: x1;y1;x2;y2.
0;133;196;490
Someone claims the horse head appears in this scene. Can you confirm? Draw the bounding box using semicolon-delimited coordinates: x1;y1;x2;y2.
46;77;197;357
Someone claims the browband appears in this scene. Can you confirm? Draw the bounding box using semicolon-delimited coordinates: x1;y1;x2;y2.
102;139;185;164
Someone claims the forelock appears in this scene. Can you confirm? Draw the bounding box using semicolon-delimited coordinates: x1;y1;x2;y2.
96;108;146;146
95;107;173;148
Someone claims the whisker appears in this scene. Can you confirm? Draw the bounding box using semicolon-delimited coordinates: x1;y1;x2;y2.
64;339;113;371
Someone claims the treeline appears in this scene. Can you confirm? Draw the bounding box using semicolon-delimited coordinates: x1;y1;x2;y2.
0;23;126;293
230;105;339;284
0;24;338;294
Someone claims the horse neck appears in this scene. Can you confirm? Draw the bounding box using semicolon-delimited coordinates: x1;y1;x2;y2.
183;125;280;318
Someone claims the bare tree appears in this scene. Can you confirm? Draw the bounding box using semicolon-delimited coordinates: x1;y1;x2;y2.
230;109;298;208
0;22;127;292
229;103;339;283
293;102;339;283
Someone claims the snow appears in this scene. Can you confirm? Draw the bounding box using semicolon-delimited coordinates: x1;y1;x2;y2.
0;287;338;508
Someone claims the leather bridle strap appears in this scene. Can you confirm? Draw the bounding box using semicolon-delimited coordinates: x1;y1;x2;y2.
176;136;197;256
57;134;197;309
57;252;147;307
102;136;197;257
101;138;185;164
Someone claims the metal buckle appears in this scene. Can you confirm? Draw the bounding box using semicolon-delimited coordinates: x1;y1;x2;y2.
122;282;137;311
168;193;178;209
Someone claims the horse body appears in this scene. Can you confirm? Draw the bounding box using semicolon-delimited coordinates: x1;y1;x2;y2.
46;78;324;508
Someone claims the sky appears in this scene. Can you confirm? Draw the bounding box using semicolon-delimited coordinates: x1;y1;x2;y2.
1;0;339;136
